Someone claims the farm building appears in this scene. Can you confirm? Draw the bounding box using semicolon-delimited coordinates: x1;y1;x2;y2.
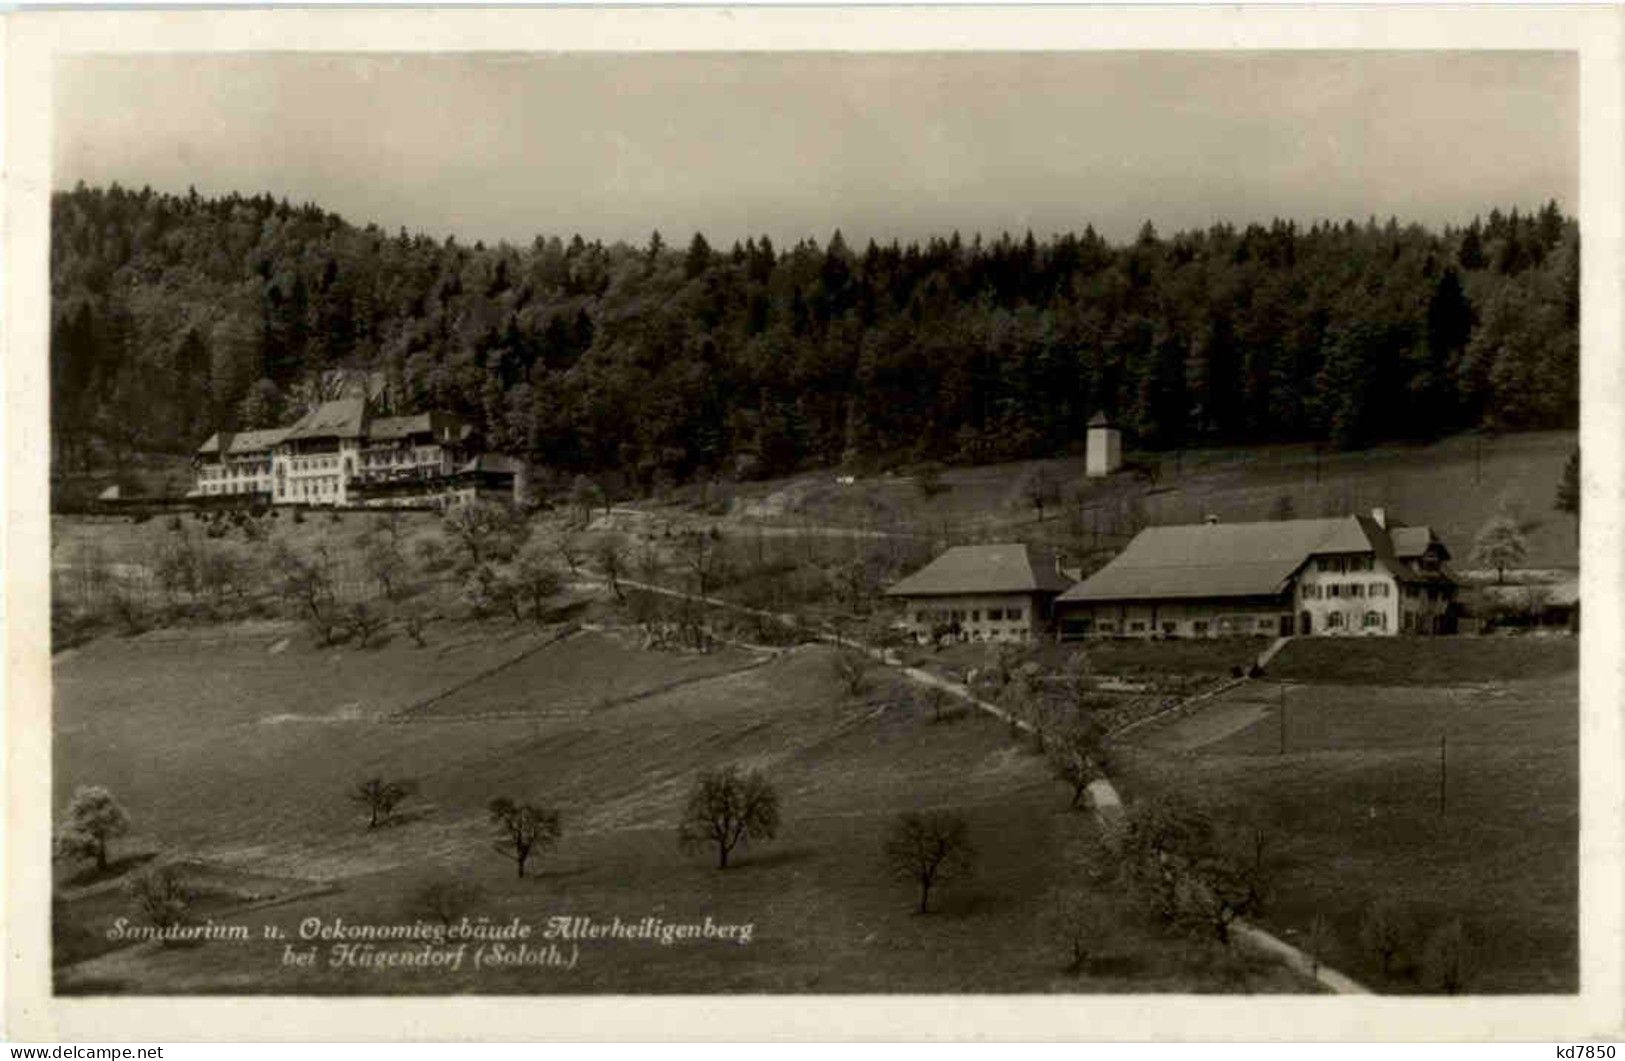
1053;509;1456;639
885;543;1075;643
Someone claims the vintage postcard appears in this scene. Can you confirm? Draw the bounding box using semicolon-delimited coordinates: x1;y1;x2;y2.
4;5;1622;1043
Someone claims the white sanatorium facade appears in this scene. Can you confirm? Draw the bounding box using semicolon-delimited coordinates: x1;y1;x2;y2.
192;401;521;508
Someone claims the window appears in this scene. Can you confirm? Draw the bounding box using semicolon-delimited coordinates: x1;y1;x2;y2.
1327;611;1344;628
1363;611;1385;629
1328;584;1341;598
1097;621;1115;633
1350;584;1365;598
1009;608;1024;621
1258;619;1275;630
1162;622;1177;634
1130;621;1146;633
1316;558;1329;572
987;609;1003;621
1193;621;1209;634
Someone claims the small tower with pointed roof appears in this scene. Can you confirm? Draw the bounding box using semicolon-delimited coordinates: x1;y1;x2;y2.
1085;410;1122;478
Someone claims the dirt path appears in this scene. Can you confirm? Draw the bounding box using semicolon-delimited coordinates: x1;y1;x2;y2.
568;570;1369;994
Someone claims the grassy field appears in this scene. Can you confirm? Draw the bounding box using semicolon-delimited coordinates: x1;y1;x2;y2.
712;429;1578;570
1264;634;1578;685
1113;639;1579;994
53;624;1307;994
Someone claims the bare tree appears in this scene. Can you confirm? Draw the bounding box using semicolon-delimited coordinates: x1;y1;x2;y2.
512;546;562;622
346;601;386;647
547;528;584;577
1052;887;1109;975
1023;465;1060;522
918;684;952;723
677;765;781;870
414;878;483;929
357;518;408;600
884;810;974;914
1358;897;1414;978
832;647;870;697
678;528;729;601
1176;838;1270;946
398;604;430;648
271;542;339;644
350;777;416;829
594;533;629;601
1303;914;1335;980
55;786;132;873
1046;715;1113;809
442;499;528;568
488;797;562;878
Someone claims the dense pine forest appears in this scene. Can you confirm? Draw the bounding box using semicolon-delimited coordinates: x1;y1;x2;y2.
51;183;1578;488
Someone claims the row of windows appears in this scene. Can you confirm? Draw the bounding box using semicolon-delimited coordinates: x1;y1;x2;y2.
1315;555;1375;574
913;607;1025;624
1324;610;1388;630
277;477;342;500
1094;616;1277;634
1303;581;1391;599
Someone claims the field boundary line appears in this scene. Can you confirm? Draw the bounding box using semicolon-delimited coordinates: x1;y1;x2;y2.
382;649;780;724
387;623;582;720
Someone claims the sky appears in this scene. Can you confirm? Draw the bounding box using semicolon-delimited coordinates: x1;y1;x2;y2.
54;51;1577;248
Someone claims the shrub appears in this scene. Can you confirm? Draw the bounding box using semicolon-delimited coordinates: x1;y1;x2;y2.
125;865;192;935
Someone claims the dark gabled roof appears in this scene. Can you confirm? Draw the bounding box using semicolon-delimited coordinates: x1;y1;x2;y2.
196;428;288;456
283;399;367;441
368;414;434;441
226;428;288;454
1390;525;1450;561
886;543;1074;598
457;453;523;475
1057;514;1452;603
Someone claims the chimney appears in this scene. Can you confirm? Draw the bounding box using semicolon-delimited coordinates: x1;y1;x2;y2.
1371;507;1387;529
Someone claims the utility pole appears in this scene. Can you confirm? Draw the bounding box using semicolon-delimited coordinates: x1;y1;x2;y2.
1439;733;1448;816
1279;682;1287;755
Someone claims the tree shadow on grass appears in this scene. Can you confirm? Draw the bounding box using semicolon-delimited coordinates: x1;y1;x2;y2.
723;846;819;872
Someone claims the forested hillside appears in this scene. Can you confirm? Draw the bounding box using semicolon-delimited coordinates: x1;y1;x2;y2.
51;183;1577;488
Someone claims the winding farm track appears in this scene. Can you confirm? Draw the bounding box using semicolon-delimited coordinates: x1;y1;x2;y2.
584;569;1370;994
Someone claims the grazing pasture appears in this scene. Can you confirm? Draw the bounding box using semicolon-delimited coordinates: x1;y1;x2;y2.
1114;639;1579;993
54;627;1308;994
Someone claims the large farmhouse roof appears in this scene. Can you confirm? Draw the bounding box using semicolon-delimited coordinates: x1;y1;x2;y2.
283;399;368;441
1057;514;1449;604
886;543;1074;598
